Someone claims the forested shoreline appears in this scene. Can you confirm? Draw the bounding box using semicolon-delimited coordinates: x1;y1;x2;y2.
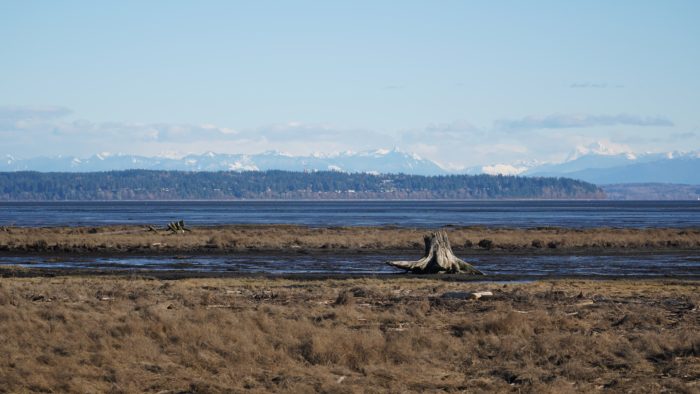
0;170;604;200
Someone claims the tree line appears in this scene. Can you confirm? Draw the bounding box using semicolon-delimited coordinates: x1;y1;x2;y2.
0;170;604;200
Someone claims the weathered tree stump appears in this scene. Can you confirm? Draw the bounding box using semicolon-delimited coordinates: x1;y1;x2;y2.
387;231;483;274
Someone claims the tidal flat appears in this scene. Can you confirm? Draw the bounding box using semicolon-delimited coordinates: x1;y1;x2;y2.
0;276;697;393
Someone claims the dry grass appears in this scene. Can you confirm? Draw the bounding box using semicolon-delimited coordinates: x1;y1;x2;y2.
1;225;699;254
0;277;697;393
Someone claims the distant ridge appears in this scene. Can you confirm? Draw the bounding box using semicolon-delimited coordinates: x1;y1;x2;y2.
0;170;603;201
525;150;700;184
4;147;699;185
1;149;447;176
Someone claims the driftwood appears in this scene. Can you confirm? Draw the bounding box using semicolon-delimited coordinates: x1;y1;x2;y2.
166;220;191;234
387;231;483;275
441;291;493;300
143;221;191;234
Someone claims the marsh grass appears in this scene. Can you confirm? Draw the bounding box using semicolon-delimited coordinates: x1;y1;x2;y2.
1;225;699;254
0;277;697;392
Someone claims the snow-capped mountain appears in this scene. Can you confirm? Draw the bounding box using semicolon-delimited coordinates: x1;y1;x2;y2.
3;145;699;184
457;159;543;176
0;148;448;176
465;142;700;184
524;148;700;184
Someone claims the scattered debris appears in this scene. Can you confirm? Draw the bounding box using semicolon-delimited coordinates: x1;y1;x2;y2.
471;291;493;300
144;220;192;234
611;314;629;327
441;291;493;300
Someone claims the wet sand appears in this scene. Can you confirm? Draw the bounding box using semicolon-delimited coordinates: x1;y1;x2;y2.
2;252;700;280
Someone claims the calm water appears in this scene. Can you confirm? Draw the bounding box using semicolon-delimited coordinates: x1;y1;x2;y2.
2;253;698;277
1;200;700;228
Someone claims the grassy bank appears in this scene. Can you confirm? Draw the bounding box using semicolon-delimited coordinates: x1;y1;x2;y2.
1;225;699;255
0;276;697;392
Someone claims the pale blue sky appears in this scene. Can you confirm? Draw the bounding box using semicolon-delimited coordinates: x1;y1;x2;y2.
1;1;698;167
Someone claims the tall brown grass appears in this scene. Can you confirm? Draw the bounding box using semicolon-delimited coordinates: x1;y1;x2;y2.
0;277;697;392
1;225;699;254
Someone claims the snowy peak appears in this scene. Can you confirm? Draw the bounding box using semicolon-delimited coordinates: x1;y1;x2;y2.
0;149;447;176
481;164;529;176
567;141;636;161
3;146;699;184
525;148;700;184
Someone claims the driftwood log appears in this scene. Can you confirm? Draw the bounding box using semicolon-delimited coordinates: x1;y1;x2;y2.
166;220;191;234
387;231;483;275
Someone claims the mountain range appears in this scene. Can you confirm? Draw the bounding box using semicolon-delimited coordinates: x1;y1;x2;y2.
523;151;700;184
1;149;444;176
2;147;699;185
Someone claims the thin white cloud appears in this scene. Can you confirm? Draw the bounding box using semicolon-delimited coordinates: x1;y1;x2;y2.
401;120;481;144
242;121;392;147
0;105;73;130
1;111;239;144
650;131;698;143
0;108;395;158
569;82;624;89
496;113;674;130
0;105;72;120
0;105;694;169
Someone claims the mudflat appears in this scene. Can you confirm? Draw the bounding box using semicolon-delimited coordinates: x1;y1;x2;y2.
1;224;699;256
0;276;697;393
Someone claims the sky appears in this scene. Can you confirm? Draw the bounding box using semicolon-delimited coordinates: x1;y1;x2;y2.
1;1;699;168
